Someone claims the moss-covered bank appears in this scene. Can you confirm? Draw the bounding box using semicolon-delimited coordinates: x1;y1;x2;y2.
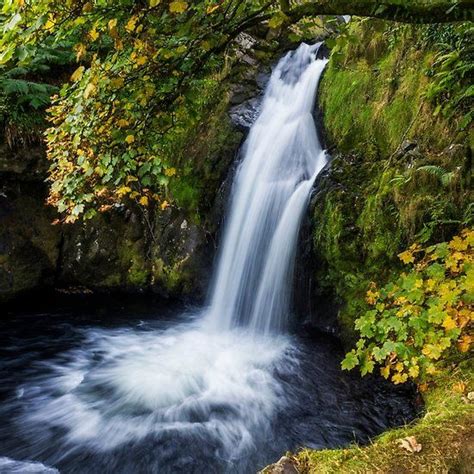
286;18;474;474
275;361;473;473
312;19;472;344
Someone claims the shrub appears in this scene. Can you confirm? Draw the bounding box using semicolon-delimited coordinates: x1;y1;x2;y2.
342;229;473;384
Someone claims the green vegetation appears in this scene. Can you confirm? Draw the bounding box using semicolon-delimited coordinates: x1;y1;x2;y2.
314;18;473;345
342;230;473;384
295;16;474;474
1;1;471;222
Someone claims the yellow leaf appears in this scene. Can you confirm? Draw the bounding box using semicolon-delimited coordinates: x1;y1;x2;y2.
458;335;471;353
398;436;422;453
83;82;96;99
392;372;408;384
207;4;220;14
89;28;99;42
149;0;160;6
125;134;135;144
449;236;468;251
160;200;170;210
44;17;55;30
117;119;129;128
169;1;188;13
82;2;93;12
399;250;415;265
380;365;390;379
164;167;176;177
453;381;466;394
135;55;147;66
70;66;85;82
442;316;457;331
408;365;419;379
426;363;438;375
116;186;131;197
139;196;149;206
126;15;138;33
75;43;87;61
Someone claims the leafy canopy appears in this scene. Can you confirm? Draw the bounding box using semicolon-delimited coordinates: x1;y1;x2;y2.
1;0;280;221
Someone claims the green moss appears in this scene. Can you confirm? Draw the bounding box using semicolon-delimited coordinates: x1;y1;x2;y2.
313;19;473;343
167;84;243;224
293;361;474;473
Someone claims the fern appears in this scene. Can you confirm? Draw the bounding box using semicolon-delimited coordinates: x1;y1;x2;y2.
416;165;456;188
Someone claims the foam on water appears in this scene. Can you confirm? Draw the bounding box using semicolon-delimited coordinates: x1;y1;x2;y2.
20;319;291;459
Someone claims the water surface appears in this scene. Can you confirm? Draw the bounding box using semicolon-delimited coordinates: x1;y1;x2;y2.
0;296;418;473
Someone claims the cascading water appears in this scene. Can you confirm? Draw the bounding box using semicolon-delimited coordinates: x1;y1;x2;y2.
208;43;327;334
0;44;417;474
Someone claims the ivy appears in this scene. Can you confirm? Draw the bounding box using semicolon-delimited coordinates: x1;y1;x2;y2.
342;229;474;384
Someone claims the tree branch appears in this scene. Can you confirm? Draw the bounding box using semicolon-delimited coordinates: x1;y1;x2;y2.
286;0;473;24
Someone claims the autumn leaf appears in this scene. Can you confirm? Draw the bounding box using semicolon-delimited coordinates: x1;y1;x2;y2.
89;28;99;41
117;119;129;128
83;82;96;99
125;134;135;144
398;436;422;453
75;43;87;61
442;316;457;331
139;196;149;206
452;381;466;393
458;335;471;353
164;167;177;177
160;200;170;210
70;66;85;82
116;186;131;197
399;250;415;264
380;365;391;379
392;372;408;384
169;1;188;14
207;4;220;14
125;15;138;33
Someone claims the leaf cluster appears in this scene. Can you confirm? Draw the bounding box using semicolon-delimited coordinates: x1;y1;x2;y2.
342;229;474;385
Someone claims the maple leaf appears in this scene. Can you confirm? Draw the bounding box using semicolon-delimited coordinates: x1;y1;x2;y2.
399;250;415;264
442;316;457;331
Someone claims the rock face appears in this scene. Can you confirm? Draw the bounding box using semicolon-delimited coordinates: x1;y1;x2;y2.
0;126;234;304
0;29;305;305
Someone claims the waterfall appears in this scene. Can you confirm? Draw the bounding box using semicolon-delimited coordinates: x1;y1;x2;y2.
207;43;328;333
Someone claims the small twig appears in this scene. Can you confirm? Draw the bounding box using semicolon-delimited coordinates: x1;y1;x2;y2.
385;102;423;168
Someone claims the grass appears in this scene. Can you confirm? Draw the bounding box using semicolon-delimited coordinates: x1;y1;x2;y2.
277;359;474;473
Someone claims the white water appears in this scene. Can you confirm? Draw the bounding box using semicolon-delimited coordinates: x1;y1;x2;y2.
207;42;328;333
6;44;331;472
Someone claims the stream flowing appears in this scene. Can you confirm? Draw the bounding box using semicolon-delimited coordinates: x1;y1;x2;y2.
0;44;418;473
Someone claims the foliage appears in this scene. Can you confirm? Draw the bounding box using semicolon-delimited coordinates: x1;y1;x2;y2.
424;22;474;129
0;39;73;146
342;229;473;384
0;0;283;221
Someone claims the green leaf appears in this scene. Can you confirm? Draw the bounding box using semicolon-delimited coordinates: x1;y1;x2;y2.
341;351;359;371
